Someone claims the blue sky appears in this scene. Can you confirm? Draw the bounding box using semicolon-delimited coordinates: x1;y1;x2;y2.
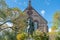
5;0;60;29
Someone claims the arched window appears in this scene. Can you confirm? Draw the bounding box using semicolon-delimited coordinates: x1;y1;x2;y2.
34;20;38;30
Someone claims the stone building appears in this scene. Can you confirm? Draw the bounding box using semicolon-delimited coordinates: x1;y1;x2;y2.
24;0;48;33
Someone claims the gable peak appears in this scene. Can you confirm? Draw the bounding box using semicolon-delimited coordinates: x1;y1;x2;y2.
28;0;31;6
28;0;32;10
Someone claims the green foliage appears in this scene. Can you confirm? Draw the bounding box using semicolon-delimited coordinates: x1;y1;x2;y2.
51;11;60;31
33;30;49;40
56;32;60;40
12;10;28;33
0;30;16;40
0;10;7;19
0;0;8;11
56;36;60;40
50;11;60;40
16;32;28;40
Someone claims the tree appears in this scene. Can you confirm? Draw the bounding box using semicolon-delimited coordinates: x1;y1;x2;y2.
51;11;60;31
12;10;28;33
0;0;8;11
50;11;60;40
0;0;8;21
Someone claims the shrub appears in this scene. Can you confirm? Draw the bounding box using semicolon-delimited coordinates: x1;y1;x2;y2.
16;33;28;40
33;30;49;40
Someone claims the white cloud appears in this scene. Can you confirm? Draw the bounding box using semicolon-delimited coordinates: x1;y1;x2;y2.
49;28;51;32
41;10;45;16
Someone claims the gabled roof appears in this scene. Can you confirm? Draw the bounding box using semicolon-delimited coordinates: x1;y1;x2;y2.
23;6;47;23
23;0;47;23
